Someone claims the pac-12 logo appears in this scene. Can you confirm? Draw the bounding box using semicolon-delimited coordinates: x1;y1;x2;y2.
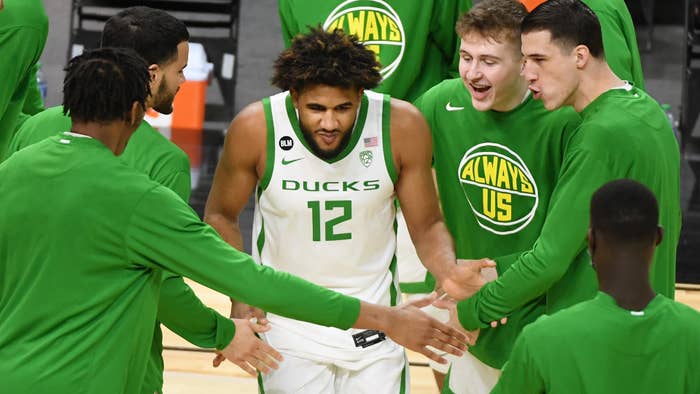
457;143;539;235
323;0;405;81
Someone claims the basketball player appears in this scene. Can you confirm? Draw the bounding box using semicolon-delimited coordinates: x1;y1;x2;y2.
451;0;680;357
518;0;644;89
204;28;492;393
493;180;700;394
9;8;232;394
0;47;470;394
414;1;580;392
0;0;47;162
278;3;475;387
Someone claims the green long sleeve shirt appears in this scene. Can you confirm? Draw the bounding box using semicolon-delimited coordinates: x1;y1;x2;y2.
11;108;230;394
458;86;681;330
493;292;700;394
0;134;360;394
0;0;47;162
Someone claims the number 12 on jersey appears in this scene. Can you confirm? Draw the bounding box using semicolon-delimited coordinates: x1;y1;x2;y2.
307;200;352;241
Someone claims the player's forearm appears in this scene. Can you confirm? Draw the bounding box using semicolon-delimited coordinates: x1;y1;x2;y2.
204;211;246;305
457;244;582;330
157;274;235;350
412;219;456;286
351;301;391;332
204;211;245;251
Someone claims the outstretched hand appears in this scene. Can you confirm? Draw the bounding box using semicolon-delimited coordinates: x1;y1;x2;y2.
212;318;283;376
383;297;467;365
440;259;497;301
431;293;481;346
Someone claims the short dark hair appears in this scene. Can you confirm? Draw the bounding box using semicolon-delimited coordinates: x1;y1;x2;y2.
521;0;605;58
455;0;527;45
271;27;381;92
101;6;189;66
63;47;151;124
590;179;659;245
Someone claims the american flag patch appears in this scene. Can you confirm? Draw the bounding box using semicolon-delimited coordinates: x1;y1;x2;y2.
364;136;378;147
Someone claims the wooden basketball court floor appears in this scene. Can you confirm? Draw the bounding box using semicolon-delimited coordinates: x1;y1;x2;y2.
160;281;700;393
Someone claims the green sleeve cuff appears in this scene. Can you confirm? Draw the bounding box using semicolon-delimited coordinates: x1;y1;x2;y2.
339;297;363;330
214;313;236;351
457;288;489;331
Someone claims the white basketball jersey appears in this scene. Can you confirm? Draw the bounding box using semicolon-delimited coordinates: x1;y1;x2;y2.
253;90;402;366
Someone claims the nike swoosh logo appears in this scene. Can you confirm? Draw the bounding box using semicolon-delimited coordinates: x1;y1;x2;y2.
445;102;465;111
281;157;304;165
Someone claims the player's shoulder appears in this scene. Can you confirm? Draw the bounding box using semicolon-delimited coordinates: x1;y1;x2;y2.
523;299;596;338
229;100;267;138
665;298;700;325
15;105;71;139
542;102;580;124
130;121;190;169
221;100;268;161
576;88;663;147
386;96;431;140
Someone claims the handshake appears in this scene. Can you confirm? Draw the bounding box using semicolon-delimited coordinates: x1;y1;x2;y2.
213;258;499;376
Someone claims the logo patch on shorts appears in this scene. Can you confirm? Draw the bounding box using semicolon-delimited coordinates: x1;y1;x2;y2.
323;0;405;81
457;143;539;235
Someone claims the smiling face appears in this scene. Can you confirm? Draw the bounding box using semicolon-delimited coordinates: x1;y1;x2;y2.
521;30;580;111
292;84;363;160
458;32;528;112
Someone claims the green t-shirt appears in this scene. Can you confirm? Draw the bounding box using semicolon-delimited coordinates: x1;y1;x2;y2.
416;78;580;367
493;292;700;394
0;0;48;162
583;0;645;90
0;134;361;394
458;86;681;329
11;106;204;393
278;0;471;101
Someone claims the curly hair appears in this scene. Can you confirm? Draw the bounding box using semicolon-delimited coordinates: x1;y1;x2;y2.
272;27;381;92
63;47;150;123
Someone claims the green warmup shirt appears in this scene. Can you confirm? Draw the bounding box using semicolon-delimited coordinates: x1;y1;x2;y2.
9;107;230;394
0;0;48;162
11;106;191;199
583;0;645;90
0;134;361;394
492;292;700;394
278;0;471;102
415;78;580;368
458;86;681;330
